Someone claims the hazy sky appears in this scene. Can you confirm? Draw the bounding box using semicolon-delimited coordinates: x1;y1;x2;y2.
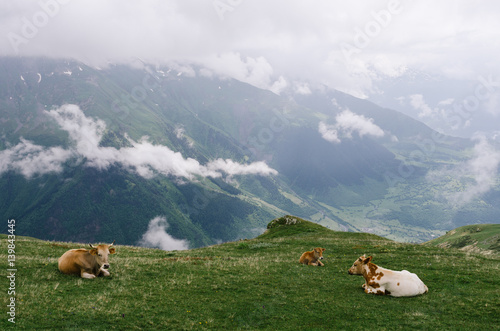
2;1;499;231
2;0;500;135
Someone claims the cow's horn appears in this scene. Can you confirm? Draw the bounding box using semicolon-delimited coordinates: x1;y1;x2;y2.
110;240;115;247
89;243;94;248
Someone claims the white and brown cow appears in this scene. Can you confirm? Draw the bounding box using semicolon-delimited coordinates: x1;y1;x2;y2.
348;255;428;297
58;242;116;279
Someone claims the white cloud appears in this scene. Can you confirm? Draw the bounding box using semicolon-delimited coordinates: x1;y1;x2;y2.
0;138;73;178
174;124;194;148
409;94;435;118
270;75;288;95
452;136;500;204
331;98;340;108
174;125;185;140
319;109;385;144
318;121;340;144
371;55;408;78
201;52;283;93
206;159;277;178
0;104;278;179
46;104;117;170
294;83;312;95
438;98;455;106
483;92;500;116
395;96;406;105
335;109;385;138
427;135;500;206
492;131;500;142
112;138;218;179
138;216;189;251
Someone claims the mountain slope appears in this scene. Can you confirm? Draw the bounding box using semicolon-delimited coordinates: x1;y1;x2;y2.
1;57;498;245
1;58;287;246
423;223;500;253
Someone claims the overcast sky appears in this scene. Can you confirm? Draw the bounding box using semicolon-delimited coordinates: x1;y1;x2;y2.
2;0;500;136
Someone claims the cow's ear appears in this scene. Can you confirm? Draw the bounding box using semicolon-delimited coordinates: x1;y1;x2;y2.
322;248;326;252
109;247;116;254
363;256;372;264
89;248;98;256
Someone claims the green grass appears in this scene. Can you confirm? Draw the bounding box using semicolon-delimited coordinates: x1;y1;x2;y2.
1;216;499;330
424;224;500;253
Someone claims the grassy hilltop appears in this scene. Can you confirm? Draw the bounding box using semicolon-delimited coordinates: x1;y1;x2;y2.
1;216;499;330
424;223;500;253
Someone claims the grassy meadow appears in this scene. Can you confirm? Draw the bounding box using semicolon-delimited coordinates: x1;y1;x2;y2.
1;216;499;330
424;223;500;253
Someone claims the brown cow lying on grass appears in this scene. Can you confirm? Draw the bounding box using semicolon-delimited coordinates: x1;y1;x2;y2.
299;247;326;266
58;241;116;279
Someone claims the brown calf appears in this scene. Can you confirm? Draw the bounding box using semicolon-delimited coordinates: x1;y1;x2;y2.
299;247;326;266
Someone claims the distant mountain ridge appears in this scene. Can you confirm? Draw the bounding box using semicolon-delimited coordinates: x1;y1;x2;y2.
1;57;498;246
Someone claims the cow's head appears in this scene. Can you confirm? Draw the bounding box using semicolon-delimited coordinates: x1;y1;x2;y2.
89;241;116;269
313;247;326;260
348;255;372;275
